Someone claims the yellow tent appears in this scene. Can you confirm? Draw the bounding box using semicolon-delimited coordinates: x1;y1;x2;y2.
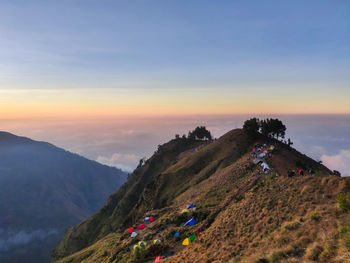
138;241;147;247
181;209;189;213
153;239;161;245
133;245;141;250
182;238;190;246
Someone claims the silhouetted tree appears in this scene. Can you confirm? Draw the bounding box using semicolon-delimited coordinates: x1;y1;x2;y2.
175;134;180;139
188;126;212;141
333;170;341;177
243;118;260;138
287;138;293;146
260;118;286;140
137;158;146;169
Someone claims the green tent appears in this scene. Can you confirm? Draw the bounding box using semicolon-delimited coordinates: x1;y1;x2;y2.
189;234;197;242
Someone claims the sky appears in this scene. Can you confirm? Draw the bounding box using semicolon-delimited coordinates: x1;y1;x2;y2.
0;0;349;117
0;1;349;174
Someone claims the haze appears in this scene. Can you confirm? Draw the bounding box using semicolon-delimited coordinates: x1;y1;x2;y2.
0;1;349;174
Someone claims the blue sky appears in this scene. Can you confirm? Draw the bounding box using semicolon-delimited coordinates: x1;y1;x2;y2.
0;0;349;115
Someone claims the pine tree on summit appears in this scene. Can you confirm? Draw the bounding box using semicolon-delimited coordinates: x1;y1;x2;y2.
243;118;260;138
188;126;212;141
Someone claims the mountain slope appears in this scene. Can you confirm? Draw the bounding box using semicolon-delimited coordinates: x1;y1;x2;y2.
53;129;350;263
0;131;127;263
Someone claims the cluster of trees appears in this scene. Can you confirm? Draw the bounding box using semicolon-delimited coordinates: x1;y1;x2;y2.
175;126;213;141
243;118;287;140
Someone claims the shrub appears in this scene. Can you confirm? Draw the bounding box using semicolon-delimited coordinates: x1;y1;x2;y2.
265;173;278;181
132;247;149;261
284;222;301;231
310;212;321;221
255;258;269;263
340;226;350;234
306;244;324;261
172;213;191;226
319;246;335;262
271;251;286;262
344;237;350;251
338;192;350;212
192;209;210;221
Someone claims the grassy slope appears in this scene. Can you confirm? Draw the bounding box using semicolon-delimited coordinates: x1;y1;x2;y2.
54;129;350;263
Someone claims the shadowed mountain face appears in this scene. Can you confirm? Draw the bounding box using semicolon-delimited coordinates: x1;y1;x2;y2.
53;129;350;263
0;131;127;263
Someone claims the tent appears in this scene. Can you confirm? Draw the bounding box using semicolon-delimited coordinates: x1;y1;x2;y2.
155;256;164;262
261;162;269;170
196;229;204;236
129;227;134;233
181;209;189;213
187;203;195;209
133;244;141;250
131;232;138;238
269;145;275;150
174;232;180;237
145;217;150;222
137;224;147;230
189;234;197;242
184;218;197;226
153;239;161;245
182;238;190;246
253;159;261;164
150;216;155;222
258;153;266;158
138;241;147;248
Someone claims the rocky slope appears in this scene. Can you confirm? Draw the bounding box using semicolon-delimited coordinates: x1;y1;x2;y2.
53;129;350;263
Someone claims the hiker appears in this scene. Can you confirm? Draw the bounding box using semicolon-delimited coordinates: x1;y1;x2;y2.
287;170;295;177
299;169;304;176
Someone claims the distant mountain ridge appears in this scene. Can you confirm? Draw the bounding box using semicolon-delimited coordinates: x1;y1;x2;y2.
0;131;127;263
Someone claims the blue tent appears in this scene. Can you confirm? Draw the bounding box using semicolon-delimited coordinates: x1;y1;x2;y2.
174;232;180;237
184;218;197;226
187;203;195;209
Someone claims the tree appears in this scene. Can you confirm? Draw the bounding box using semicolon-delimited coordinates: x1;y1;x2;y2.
243;118;260;138
333;170;341;177
175;134;180;139
260;118;286;140
287;138;293;146
188;126;212;141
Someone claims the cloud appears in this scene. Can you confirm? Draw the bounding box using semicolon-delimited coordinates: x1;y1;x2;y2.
321;150;350;177
0;228;58;252
96;153;141;172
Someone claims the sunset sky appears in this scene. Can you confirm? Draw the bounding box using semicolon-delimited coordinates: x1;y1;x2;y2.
0;1;350;175
0;0;349;117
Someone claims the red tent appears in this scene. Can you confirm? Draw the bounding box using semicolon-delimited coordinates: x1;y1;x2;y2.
128;227;134;233
155;256;163;262
137;224;147;230
150;216;154;222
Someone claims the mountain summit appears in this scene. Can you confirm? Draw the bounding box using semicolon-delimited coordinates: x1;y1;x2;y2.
53;128;350;263
0;131;127;263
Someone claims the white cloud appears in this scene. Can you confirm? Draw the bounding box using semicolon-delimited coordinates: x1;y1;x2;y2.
321;150;350;177
96;153;140;172
0;228;58;252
